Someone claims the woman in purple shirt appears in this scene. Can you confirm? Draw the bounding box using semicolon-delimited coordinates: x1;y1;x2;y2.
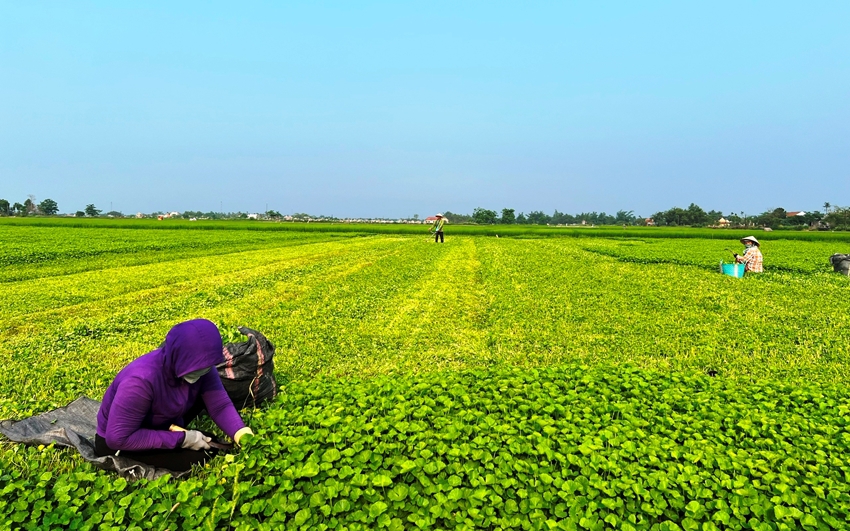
96;319;254;472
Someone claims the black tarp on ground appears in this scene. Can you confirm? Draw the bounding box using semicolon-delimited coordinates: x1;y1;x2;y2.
0;397;186;480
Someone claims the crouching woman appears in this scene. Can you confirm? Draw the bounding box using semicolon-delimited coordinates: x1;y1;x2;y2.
95;319;254;472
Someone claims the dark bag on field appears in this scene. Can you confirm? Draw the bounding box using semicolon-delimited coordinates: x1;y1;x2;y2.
217;327;277;409
830;254;850;276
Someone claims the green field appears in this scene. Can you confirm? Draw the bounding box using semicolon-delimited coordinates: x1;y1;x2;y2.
1;220;849;530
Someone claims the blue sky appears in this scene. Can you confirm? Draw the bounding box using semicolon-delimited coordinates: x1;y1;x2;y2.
1;1;848;218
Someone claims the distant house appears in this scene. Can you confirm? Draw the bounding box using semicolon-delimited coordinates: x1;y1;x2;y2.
786;211;806;217
717;217;730;227
136;212;145;219
424;216;438;222
645;218;656;226
247;213;259;220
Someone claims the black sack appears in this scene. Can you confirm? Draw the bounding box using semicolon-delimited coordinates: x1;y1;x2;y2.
830;254;850;276
217;327;277;409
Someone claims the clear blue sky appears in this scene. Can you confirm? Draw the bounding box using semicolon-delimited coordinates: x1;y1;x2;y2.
2;1;848;218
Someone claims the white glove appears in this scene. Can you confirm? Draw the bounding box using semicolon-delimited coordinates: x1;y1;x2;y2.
234;427;254;446
181;430;212;451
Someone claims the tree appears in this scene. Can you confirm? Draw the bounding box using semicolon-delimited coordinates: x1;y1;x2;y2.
442;211;473;223
472;207;498;225
753;207;787;229
652;203;713;226
265;210;282;218
85;204;101;217
526;211;551;225
38;199;59;215
685;203;710;226
500;208;516;224
553;210;576;225
12;202;25;216
615;210;637;225
516;212;527;224
75;211;86;217
825;206;850;229
0;199;9;216
823;202;831;214
799;211;823;227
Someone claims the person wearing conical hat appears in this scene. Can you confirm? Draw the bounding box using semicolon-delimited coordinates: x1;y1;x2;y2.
734;236;763;273
430;213;447;243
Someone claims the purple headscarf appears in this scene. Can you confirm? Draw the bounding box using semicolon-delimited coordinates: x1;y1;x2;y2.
163;319;224;380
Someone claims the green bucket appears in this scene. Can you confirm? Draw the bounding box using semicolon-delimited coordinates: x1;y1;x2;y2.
720;262;745;278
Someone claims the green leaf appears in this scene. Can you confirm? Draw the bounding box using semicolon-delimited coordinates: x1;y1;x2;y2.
372;474;393;487
294;508;312;527
299;462;320;478
332;499;351;514
369;501;389;518
398;460;417;474
388;484;409;502
800;513;818;528
322;448;342;462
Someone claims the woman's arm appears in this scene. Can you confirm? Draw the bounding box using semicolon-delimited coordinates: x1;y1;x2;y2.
199;371;246;440
104;378;185;451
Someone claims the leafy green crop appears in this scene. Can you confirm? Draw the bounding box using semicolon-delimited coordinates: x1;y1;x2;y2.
3;366;849;529
1;222;849;529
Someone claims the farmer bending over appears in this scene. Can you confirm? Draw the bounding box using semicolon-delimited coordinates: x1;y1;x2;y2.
734;236;763;273
430;213;447;243
95;319;254;472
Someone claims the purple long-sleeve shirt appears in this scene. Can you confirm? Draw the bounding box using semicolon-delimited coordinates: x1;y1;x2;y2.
96;319;246;451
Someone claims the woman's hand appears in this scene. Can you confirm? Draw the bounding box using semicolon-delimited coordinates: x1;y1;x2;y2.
181;430;212;450
234;427;254;446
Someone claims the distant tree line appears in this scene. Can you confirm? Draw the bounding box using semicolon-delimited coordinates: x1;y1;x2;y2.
3;195;848;230
444;208;642;226
648;202;850;229
443;202;850;230
650;204;724;227
0;196;59;216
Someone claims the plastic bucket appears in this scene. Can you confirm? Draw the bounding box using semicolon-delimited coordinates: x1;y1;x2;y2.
720;262;745;278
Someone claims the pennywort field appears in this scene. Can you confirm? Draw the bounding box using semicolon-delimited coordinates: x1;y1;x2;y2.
1;220;849;530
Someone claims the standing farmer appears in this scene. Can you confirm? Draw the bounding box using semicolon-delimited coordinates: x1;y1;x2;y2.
734;236;763;273
430;213;447;243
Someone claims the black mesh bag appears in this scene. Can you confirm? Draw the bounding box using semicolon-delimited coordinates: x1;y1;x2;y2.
217;327;277;409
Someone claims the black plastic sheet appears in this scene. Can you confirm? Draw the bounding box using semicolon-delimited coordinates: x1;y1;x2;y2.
831;253;850;275
0;397;187;481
